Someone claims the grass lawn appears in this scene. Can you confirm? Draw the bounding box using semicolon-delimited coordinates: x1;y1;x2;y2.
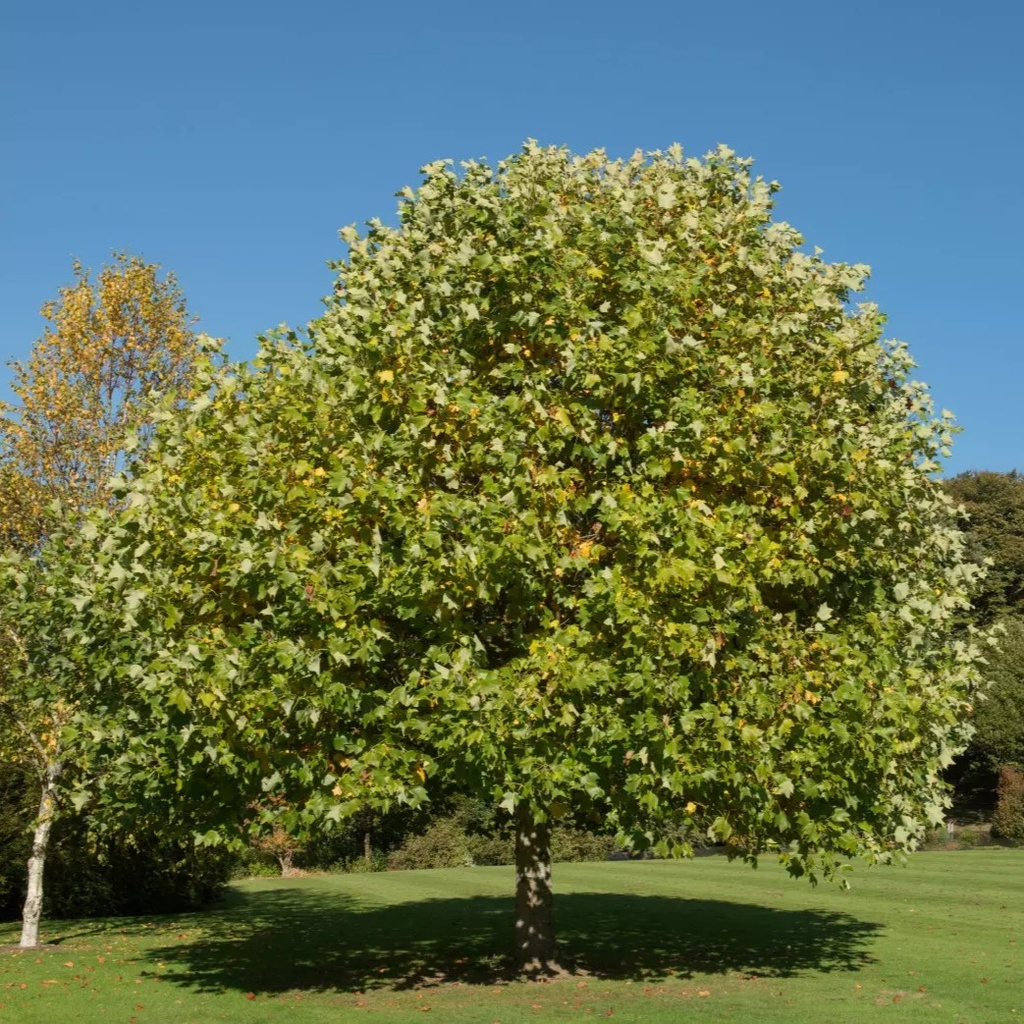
0;850;1021;1022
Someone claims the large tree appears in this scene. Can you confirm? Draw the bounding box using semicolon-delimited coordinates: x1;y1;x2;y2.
87;144;983;972
0;253;201;947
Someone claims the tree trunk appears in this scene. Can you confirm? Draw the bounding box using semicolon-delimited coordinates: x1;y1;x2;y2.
514;805;557;973
20;761;61;949
363;827;372;865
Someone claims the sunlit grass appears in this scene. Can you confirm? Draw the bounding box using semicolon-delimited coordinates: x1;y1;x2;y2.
1;850;1021;1022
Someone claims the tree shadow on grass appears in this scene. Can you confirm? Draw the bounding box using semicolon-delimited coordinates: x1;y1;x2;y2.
135;885;882;994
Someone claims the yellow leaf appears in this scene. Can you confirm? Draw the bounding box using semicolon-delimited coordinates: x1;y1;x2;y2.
833;369;849;383
377;369;394;383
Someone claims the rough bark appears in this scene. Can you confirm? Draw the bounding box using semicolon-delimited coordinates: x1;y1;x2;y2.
20;761;61;948
514;806;557;973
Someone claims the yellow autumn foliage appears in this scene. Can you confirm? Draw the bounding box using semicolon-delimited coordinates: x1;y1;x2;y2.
0;252;202;548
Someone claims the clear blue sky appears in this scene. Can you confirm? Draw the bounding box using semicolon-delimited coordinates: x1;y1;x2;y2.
3;0;1020;475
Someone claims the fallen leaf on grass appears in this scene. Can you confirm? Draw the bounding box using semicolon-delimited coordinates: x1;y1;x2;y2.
698;990;710;998
246;992;256;1000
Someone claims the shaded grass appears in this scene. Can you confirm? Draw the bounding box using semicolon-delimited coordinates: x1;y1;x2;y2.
0;851;1021;1022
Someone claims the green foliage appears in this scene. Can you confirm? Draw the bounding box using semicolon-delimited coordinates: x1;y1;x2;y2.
0;766;35;913
48;833;232;918
971;616;1024;771
550;827;618;863
387;818;474;870
946;614;1024;817
342;850;389;873
384;818;615;869
991;767;1024;845
83;142;983;885
231;846;283;879
943;471;1024;626
465;832;514;866
0;781;232;921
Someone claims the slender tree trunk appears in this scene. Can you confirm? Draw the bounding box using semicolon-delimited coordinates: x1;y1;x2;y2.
514;805;557;973
20;761;61;949
363;827;372;865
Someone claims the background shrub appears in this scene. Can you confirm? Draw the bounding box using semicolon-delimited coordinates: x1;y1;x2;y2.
387;818;474;870
0;767;233;921
551;827;617;863
991;767;1024;844
466;833;514;866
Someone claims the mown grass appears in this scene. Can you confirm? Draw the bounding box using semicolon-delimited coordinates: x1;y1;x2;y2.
1;850;1021;1022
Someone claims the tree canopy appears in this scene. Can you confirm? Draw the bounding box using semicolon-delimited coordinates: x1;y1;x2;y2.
0;252;199;550
0;252;202;946
85;144;984;969
942;470;1024;627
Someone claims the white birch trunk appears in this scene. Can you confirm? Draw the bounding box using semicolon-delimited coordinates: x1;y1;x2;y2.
19;761;61;949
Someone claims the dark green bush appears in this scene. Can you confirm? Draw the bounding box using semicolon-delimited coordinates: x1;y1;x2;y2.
466;833;514;866
0;765;232;922
551;827;617;863
0;766;36;918
387;818;473;870
992;767;1024;845
41;830;233;918
342;850;389;873
231;845;282;879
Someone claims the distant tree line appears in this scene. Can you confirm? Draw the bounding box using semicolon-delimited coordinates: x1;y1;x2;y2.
942;470;1024;838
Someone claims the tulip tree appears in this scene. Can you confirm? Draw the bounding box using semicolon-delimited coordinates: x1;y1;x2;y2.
91;143;983;972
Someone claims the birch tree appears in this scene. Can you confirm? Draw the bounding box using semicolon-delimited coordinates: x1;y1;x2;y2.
0;253;200;947
0;252;198;549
